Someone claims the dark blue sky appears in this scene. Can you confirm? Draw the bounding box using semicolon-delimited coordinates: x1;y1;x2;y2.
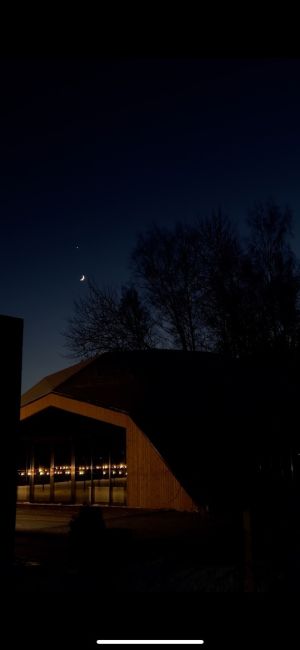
2;58;300;392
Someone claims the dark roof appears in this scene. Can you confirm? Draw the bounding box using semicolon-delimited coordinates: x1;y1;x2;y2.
21;350;300;507
21;358;93;406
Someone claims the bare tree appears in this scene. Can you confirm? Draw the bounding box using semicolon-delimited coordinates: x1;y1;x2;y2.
197;204;300;357
131;215;242;353
64;202;300;360
131;223;207;350
243;201;300;355
195;211;244;355
118;285;157;350
63;280;155;359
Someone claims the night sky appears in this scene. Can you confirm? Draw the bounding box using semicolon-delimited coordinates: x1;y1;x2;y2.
1;58;300;392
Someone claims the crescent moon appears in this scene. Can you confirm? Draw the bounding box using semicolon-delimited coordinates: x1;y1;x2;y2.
80;274;85;282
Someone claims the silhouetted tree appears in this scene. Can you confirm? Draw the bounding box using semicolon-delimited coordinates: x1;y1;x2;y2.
131;222;206;350
64;202;300;360
241;202;300;355
118;285;157;350
63;281;155;358
194;211;244;355
131;214;242;352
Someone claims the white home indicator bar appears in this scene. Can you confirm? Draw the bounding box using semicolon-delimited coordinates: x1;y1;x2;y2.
97;642;204;645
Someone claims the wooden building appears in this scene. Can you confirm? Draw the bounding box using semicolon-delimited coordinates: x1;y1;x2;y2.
20;351;201;511
19;350;299;512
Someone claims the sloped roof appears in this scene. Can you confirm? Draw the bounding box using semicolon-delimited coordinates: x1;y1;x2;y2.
21;358;93;406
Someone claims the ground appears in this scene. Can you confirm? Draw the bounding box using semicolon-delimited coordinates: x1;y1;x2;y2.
13;502;300;594
10;505;298;648
14;504;243;593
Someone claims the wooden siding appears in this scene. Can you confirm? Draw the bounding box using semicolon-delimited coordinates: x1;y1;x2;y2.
21;393;197;512
127;419;197;512
20;394;129;429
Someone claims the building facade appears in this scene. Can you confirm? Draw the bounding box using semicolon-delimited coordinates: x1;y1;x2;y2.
20;349;298;512
19;352;197;511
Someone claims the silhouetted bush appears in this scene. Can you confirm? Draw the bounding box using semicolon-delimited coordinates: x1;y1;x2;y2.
69;505;106;571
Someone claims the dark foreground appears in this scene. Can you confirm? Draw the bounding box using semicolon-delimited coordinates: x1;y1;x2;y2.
12;502;300;593
7;505;300;648
14;504;243;592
